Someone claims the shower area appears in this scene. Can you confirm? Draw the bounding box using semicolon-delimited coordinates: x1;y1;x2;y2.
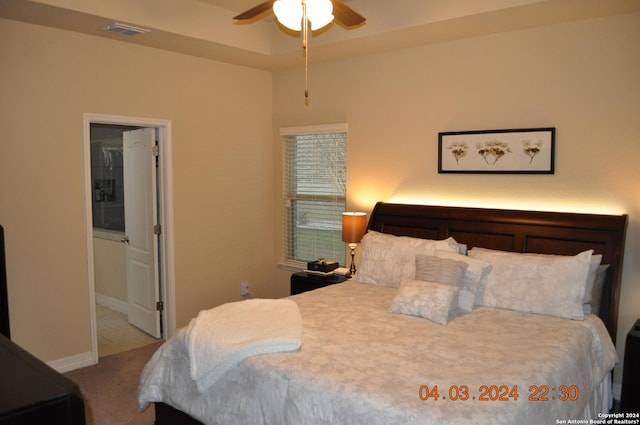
92;144;124;232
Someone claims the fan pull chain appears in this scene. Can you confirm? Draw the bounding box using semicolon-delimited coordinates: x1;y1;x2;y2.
304;44;309;105
303;0;309;105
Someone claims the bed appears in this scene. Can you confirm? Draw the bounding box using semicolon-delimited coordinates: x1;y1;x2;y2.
138;202;628;425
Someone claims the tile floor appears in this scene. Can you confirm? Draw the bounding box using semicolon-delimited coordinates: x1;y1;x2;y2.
96;303;160;357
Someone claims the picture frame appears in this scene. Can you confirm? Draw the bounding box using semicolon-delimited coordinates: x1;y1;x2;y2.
438;127;555;174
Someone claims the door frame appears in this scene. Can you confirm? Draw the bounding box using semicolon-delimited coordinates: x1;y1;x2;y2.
82;113;176;364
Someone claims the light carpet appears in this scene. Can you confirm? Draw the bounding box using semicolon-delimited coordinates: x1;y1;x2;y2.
64;341;163;425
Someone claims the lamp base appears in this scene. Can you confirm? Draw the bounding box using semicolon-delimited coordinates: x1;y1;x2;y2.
347;243;357;278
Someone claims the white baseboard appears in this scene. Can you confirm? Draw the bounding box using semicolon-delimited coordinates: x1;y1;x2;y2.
96;293;128;315
47;293;126;373
48;294;127;373
48;351;96;373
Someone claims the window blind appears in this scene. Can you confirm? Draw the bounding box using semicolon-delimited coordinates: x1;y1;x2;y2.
282;124;347;265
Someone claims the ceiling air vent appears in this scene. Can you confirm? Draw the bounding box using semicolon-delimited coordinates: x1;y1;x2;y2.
105;23;149;36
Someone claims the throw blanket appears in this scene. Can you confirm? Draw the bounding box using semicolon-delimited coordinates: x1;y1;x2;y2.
186;298;302;392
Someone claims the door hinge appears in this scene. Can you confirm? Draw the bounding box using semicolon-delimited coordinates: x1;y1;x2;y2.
152;144;159;156
156;301;164;312
154;224;161;235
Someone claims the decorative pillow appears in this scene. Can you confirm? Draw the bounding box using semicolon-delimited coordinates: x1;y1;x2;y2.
414;255;467;312
582;254;601;301
468;248;593;320
433;250;492;312
389;279;459;325
356;231;459;287
585;264;610;315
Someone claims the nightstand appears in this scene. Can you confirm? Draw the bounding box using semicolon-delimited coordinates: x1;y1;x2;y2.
290;271;348;295
620;318;640;412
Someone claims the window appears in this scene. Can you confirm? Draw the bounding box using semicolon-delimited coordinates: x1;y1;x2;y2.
282;123;347;266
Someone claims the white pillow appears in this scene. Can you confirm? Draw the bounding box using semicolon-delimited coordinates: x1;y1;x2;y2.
469;248;593;320
584;263;609;315
583;254;602;306
356;231;459;287
389;279;459;325
434;250;492;312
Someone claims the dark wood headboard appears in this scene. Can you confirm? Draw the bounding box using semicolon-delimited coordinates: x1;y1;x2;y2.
367;202;628;343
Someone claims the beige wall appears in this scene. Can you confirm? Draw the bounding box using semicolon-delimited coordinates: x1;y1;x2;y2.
0;18;274;361
273;12;640;390
93;237;127;303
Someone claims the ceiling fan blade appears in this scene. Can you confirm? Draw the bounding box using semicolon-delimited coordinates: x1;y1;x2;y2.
233;1;275;21
332;0;366;28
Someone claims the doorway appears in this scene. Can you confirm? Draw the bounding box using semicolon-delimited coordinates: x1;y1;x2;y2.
83;114;175;363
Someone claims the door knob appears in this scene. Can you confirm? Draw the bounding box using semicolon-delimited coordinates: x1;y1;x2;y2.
121;236;130;244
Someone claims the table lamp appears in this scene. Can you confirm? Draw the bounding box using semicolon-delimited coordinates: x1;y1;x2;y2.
342;212;367;277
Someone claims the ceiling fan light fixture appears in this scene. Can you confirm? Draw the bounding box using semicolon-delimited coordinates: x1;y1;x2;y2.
273;0;303;31
307;0;334;30
273;0;334;32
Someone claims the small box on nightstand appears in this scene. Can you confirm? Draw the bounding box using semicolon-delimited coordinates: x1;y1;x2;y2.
620;318;640;412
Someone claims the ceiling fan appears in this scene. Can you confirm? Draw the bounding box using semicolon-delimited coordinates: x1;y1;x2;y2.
233;0;366;29
234;0;366;105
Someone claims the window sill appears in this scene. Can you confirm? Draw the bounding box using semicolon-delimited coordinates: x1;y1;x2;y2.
278;261;305;272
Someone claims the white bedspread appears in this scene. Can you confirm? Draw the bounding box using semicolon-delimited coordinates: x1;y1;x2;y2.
138;282;617;425
186;299;302;392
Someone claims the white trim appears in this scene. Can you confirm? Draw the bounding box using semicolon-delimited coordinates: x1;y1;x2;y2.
83;113;176;367
48;351;94;373
95;293;128;315
82;116;99;367
279;122;347;136
156;122;177;338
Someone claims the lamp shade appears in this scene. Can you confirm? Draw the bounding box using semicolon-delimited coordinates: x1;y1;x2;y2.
342;212;367;244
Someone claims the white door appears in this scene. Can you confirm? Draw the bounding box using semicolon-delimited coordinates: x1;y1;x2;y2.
123;128;161;338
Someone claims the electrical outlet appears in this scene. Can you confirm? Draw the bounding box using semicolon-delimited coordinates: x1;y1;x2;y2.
240;282;250;297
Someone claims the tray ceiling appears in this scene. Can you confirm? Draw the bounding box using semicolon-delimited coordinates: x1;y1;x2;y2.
1;0;639;70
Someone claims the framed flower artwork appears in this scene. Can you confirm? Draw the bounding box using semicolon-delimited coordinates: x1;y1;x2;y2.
438;128;555;174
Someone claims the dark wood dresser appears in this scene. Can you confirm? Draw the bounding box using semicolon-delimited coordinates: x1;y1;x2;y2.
0;334;86;424
0;224;85;424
